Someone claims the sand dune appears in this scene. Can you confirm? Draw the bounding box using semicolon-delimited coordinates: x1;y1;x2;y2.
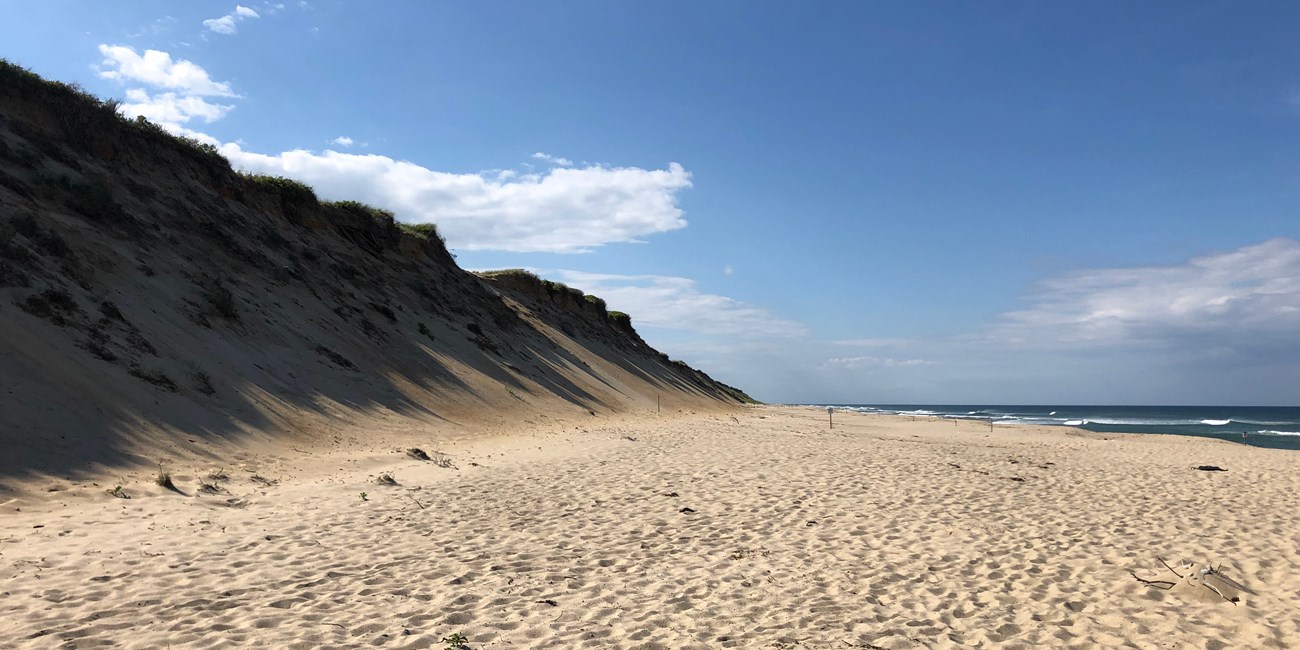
3;407;1296;649
0;60;750;496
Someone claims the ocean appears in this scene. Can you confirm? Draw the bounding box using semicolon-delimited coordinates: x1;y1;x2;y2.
815;404;1300;451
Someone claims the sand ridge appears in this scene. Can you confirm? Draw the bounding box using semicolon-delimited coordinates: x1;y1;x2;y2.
2;407;1297;648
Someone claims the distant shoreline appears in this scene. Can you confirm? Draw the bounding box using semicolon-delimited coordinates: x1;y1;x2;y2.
806;403;1300;450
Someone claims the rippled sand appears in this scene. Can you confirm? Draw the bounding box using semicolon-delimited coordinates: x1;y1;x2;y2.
2;407;1296;648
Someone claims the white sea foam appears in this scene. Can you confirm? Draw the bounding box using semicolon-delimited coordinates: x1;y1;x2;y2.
1200;419;1231;426
1083;418;1204;426
1063;420;1086;426
1256;430;1300;436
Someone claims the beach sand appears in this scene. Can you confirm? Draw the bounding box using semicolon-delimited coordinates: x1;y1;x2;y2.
2;406;1297;649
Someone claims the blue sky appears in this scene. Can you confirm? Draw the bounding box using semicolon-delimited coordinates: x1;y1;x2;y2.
5;1;1300;405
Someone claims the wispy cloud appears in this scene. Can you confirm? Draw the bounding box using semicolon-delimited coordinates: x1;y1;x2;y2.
331;136;354;146
996;237;1300;347
821;356;934;370
805;238;1300;404
531;152;573;167
97;45;235;96
831;337;913;348
203;5;261;35
552;271;807;338
127;16;176;39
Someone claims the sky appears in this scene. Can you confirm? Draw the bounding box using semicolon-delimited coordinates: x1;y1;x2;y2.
4;1;1299;405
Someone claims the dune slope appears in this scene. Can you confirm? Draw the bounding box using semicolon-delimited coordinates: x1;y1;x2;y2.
0;61;750;491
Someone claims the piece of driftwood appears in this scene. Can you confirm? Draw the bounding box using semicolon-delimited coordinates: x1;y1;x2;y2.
1131;556;1254;604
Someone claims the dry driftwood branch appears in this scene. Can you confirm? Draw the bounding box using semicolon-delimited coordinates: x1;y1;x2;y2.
1157;556;1185;579
1128;569;1175;590
1132;556;1247;605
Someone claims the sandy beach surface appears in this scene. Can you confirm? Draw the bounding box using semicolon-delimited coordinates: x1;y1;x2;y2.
2;406;1297;649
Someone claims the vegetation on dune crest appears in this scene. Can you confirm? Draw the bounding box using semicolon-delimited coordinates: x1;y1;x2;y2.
0;57;449;260
241;173;319;205
479;269;633;327
397;222;446;244
326;200;394;222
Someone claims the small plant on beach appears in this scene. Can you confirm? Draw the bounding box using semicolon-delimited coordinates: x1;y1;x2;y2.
358;492;368;501
431;449;455;469
193;369;216;396
129;363;179;392
155;465;176;491
106;485;129;499
441;632;469;649
201;280;239;321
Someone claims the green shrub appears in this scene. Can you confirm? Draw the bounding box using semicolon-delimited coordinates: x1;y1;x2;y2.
241;173;319;205
397;222;445;243
328;200;394;222
478;268;538;282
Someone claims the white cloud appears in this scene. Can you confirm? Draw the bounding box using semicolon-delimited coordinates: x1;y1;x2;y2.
119;89;233;125
97;45;235;96
219;146;693;253
202;16;237;34
998;237;1300;346
95;45;688;254
552;271;807;338
204;5;260;34
531;152;574;167
723;264;734;276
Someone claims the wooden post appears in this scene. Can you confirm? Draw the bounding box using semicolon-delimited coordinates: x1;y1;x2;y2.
656;393;660;413
827;406;834;429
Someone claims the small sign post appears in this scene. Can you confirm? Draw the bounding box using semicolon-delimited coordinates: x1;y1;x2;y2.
827;406;834;429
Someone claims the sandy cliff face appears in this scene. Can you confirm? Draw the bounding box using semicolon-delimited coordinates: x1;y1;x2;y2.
0;62;751;489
